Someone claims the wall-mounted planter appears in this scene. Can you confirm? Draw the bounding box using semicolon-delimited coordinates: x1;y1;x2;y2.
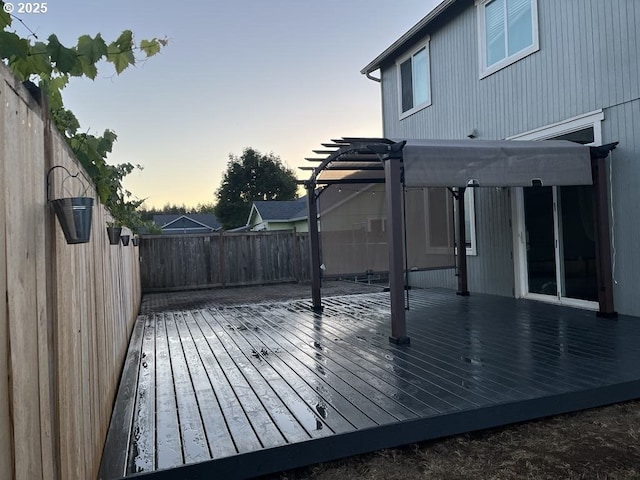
51;197;94;244
132;236;140;247
106;226;122;245
120;234;130;246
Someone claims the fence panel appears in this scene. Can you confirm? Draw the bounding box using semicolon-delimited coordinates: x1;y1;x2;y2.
1;63;141;480
140;230;310;291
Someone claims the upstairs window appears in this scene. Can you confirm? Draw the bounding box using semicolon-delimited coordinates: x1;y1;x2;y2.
477;0;539;78
397;38;431;118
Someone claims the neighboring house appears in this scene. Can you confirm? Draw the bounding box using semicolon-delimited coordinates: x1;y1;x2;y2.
153;214;221;234
360;0;640;316
246;197;309;232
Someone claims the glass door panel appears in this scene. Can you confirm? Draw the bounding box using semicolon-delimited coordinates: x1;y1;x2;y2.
524;187;557;296
559;186;598;301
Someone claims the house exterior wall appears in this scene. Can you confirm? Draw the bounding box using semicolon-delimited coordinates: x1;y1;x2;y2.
379;0;640;315
250;220;308;232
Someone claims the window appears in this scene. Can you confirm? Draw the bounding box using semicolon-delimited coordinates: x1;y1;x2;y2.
477;0;539;78
397;38;431;118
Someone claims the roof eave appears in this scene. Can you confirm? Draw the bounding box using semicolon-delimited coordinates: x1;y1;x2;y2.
360;0;458;75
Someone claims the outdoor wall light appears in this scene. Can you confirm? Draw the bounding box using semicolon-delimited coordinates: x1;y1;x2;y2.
47;165;94;245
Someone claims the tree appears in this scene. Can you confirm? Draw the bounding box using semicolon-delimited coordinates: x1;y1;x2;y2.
0;3;167;231
214;148;298;229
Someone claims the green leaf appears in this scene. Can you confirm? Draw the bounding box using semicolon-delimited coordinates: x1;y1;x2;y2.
78;56;98;79
77;34;107;64
46;34;80;74
106;44;135;74
139;39;161;57
0;2;11;29
114;29;133;52
0;31;29;60
106;30;135;74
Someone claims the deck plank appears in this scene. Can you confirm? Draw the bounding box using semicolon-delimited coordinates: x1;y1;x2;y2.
154;314;183;470
183;312;262;454
127;317;156;474
97;314;146;480
179;311;242;459
165;312;210;464
215;306;413;424
199;309;320;443
203;308;378;432
193;311;288;450
273;303;507;408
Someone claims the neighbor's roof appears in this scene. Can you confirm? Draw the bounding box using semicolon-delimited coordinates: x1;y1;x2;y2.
153;214;221;231
252;197;308;222
361;0;458;76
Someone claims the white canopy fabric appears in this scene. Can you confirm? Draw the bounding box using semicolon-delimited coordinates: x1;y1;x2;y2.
402;139;592;188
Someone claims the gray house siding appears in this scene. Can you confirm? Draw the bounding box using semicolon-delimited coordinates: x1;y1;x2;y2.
601;100;640;316
378;0;640;315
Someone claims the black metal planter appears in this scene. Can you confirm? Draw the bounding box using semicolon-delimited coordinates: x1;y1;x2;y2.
120;234;130;246
106;226;122;245
51;197;94;244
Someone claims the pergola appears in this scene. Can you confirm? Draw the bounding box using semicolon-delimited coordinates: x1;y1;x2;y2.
302;138;618;345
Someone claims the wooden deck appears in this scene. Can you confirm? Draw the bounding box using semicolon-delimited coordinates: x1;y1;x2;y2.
98;288;640;479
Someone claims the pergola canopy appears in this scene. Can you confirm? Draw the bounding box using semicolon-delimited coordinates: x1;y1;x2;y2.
403;138;592;187
304;138;594;188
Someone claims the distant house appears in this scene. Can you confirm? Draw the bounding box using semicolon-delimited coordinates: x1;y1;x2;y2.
246;197;308;232
153;214;221;234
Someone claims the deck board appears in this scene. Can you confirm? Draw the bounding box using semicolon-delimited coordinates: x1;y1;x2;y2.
98;288;640;480
154;314;183;470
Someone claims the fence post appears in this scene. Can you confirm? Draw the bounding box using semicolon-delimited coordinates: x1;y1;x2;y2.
292;228;299;283
219;231;226;287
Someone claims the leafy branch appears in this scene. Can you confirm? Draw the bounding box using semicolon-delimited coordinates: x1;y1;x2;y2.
0;3;167;232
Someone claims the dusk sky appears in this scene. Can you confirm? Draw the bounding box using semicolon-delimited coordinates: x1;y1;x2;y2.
11;0;441;208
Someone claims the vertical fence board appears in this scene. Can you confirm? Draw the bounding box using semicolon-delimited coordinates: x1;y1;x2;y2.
0;76;14;480
5;82;45;480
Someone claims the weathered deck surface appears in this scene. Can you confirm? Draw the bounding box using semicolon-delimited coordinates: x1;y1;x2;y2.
99;288;640;479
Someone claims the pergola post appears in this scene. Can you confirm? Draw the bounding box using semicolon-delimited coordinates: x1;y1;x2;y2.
306;183;323;312
384;154;410;345
456;187;469;296
591;148;617;318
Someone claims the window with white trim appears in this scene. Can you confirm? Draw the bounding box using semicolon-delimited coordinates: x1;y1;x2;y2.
397;38;431;118
477;0;539;78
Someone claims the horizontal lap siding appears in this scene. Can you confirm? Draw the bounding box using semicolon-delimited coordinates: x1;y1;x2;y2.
382;0;640;313
1;62;141;480
140;232;310;292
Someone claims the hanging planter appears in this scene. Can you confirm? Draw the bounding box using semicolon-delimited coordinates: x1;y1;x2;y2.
132;236;140;247
47;166;94;245
106;225;122;245
120;234;130;246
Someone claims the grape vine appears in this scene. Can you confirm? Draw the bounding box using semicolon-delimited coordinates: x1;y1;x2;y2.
0;2;167;231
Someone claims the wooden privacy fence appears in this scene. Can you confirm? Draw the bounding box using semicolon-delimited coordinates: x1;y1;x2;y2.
0;64;141;479
140;231;311;291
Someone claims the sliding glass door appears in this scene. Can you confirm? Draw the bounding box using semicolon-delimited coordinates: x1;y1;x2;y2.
520;185;597;304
